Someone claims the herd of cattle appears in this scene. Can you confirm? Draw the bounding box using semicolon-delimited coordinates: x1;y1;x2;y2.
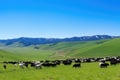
1;56;120;69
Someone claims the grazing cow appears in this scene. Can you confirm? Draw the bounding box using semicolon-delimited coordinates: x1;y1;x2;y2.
73;63;81;68
19;62;25;69
74;58;81;63
99;62;109;68
3;64;7;69
63;59;72;65
54;60;61;65
110;60;117;65
34;63;42;69
24;62;29;68
42;62;57;67
110;58;118;65
30;61;42;69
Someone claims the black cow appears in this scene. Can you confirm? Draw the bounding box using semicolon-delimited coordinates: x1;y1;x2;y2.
110;58;119;65
74;58;81;63
63;60;72;65
73;63;81;68
3;64;7;69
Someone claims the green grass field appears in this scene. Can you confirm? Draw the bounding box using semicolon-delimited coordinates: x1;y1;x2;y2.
0;62;120;80
0;38;120;61
0;47;55;61
0;38;120;80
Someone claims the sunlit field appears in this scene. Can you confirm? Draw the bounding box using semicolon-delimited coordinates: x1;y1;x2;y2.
0;62;120;80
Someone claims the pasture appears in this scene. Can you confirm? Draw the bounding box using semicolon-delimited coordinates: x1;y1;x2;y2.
1;38;120;61
0;38;120;80
0;62;120;80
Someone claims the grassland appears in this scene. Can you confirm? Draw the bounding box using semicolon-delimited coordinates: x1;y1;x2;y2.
0;62;120;80
0;38;120;80
0;47;54;61
0;49;19;61
35;38;120;58
0;38;120;61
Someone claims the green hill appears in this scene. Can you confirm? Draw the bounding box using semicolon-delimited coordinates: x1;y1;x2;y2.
36;38;120;58
74;38;120;57
0;47;54;61
0;38;120;61
0;49;19;61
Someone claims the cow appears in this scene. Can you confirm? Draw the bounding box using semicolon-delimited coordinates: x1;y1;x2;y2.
32;61;42;69
34;63;42;69
99;62;109;68
3;64;7;69
19;62;25;69
74;58;81;63
63;59;72;65
109;58;119;65
73;63;81;68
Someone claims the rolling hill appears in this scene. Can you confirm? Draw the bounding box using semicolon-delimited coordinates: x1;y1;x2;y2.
0;37;120;61
34;38;120;58
74;38;120;57
0;49;20;61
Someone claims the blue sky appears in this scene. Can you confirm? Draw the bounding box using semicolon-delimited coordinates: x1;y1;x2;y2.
0;0;120;39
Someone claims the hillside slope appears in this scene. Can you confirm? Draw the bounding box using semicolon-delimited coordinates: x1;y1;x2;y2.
74;38;120;57
0;49;19;61
0;38;120;60
35;38;120;58
0;47;55;61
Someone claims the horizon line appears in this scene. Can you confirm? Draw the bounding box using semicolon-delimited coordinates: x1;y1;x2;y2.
0;34;119;40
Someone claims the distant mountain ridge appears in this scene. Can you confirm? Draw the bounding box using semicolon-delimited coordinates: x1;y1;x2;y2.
0;35;119;46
